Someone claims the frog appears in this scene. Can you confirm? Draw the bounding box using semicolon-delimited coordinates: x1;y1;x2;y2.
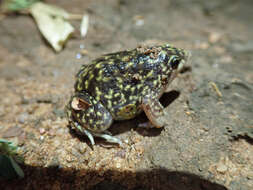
65;44;190;146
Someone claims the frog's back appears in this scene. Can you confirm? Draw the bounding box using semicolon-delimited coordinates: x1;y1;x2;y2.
74;46;169;119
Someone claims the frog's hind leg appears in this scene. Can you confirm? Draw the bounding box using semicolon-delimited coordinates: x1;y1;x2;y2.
72;121;96;145
140;93;167;128
72;121;122;146
92;132;123;147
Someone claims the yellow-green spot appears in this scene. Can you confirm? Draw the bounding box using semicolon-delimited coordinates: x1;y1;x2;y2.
95;87;102;97
114;92;120;97
95;63;102;68
81;70;88;77
77;83;83;91
118;84;123;89
103;77;110;82
117;77;123;83
85;80;89;89
122;56;130;62
104;94;113;99
88;73;94;80
130;86;136;93
129;95;137;101
117;104;137;119
125;85;131;90
108;61;114;65
143;86;149;92
153;80;158;86
98;69;103;76
146;70;154;78
126;61;134;68
96;95;101;101
107;100;112;108
137;84;143;89
104;56;110;60
109;89;113;95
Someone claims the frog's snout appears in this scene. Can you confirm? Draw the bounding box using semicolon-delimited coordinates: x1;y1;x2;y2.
178;50;191;72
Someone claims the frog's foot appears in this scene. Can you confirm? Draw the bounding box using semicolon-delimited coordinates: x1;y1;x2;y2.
73;122;122;146
93;133;123;147
73;122;95;145
141;94;167;128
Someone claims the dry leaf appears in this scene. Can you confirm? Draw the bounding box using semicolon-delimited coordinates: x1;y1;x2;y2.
29;2;74;52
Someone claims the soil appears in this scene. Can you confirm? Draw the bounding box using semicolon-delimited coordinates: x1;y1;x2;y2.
0;0;252;189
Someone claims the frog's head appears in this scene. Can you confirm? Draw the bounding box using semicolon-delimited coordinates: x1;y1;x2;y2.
161;44;191;83
163;44;191;71
66;92;113;133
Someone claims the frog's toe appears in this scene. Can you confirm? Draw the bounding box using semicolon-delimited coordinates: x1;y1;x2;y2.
74;122;95;145
83;129;95;146
93;133;123;147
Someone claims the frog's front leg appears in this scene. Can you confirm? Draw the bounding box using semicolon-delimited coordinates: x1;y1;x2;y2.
140;93;167;128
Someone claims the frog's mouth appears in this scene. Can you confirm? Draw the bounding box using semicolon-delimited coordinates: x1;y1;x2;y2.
178;50;191;72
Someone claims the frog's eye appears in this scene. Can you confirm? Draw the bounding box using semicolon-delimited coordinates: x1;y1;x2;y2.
170;57;181;69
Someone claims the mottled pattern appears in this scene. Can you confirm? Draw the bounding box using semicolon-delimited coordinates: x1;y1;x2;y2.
66;44;189;144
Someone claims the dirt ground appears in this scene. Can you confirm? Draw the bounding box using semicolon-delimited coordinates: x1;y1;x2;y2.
0;0;253;189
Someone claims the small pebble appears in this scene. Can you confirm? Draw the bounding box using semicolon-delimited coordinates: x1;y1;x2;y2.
39;128;46;134
78;144;87;154
220;55;233;64
48;129;55;136
216;164;227;173
208;32;221;44
40;136;44;141
133;15;144;26
115;162;121;168
80;44;85;49
80;49;89;56
18;113;29;124
76;53;82;59
195;41;209;50
135;19;144;26
114;150;126;159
